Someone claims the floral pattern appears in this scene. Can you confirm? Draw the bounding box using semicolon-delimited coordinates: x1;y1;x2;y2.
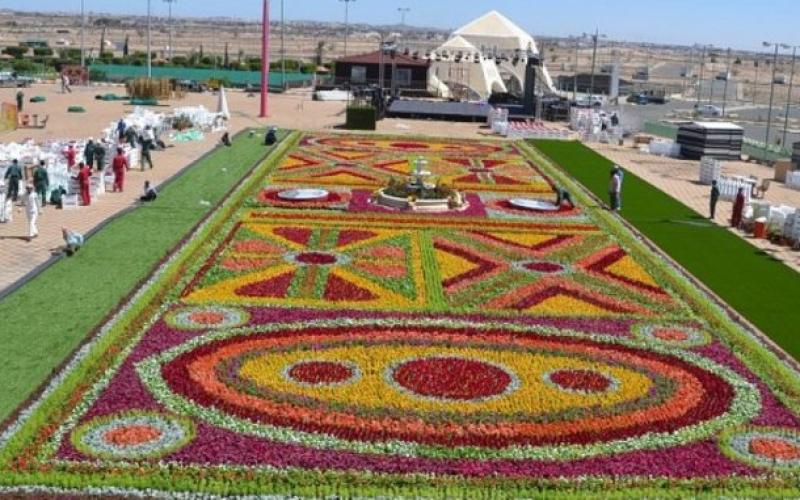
2;133;800;498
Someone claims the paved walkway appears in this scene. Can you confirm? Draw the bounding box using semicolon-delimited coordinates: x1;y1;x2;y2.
589;142;800;274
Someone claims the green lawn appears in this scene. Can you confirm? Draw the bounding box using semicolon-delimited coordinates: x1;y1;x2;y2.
532;140;800;360
0;130;284;422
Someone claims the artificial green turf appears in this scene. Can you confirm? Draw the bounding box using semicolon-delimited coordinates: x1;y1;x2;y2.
0;130;283;422
532;140;800;360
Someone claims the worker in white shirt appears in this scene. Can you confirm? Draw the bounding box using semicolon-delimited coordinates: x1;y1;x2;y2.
23;184;41;241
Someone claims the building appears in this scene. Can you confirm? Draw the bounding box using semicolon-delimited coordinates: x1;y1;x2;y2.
333;51;430;94
429;11;555;100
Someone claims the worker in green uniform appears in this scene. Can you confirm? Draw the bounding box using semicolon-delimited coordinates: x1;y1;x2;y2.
32;160;49;207
4;159;23;201
94;142;107;172
84;140;95;167
16;90;24;112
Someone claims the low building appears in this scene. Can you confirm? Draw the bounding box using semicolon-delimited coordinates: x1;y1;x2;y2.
333;51;430;94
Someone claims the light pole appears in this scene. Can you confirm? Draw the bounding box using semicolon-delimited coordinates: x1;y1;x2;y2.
783;46;798;148
281;0;286;89
573;36;580;100
764;41;790;153
146;0;152;78
586;29;606;97
722;48;732;116
398;7;410;25
260;0;270;117
340;0;355;57
80;0;85;68
164;0;176;61
696;44;710;107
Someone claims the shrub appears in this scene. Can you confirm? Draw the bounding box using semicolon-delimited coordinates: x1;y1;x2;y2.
345;106;377;131
3;46;28;58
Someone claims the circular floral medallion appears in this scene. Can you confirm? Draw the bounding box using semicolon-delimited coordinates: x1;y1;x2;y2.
633;323;712;349
165;306;250;331
544;369;620;395
138;321;759;461
283;360;361;388
720;427;800;470
71;412;195;461
387;357;519;402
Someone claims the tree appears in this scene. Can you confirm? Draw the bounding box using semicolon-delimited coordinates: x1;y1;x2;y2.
123;35;129;57
224;42;229;67
3;46;29;59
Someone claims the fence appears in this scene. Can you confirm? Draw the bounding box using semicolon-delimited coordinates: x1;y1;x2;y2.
643;121;791;163
88;64;314;89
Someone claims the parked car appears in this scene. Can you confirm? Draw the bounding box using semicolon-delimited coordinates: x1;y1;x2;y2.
0;72;33;88
575;95;604;108
696;104;723;117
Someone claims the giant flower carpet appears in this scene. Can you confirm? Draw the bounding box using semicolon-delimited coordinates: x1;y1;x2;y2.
2;132;800;497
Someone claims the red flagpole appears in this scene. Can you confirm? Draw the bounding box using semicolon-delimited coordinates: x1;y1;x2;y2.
260;0;270;118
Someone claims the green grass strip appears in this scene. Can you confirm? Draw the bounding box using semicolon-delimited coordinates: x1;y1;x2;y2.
0;130;286;422
531;140;800;361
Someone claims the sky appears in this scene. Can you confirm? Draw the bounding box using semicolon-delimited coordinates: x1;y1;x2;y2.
3;0;797;52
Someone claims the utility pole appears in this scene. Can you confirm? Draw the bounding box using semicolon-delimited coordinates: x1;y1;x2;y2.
722;48;732;117
164;0;176;61
80;0;85;68
398;7;410;25
754;58;760;105
573;36;579;101
260;0;270;117
281;0;286;89
783;46;797;148
147;0;152;78
340;0;355;57
764;41;789;154
697;45;707;107
587;29;606;97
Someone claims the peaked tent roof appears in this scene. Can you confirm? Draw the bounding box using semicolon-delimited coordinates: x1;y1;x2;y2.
438;35;479;52
453;10;538;53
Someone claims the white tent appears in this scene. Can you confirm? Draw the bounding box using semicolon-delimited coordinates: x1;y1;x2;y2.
428;35;507;100
431;10;556;100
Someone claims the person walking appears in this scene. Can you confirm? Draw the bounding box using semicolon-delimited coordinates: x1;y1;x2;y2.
64;144;77;170
125;125;138;149
4;159;23;202
84;140;96;168
61;73;72;93
141;138;154;171
74;162;92;206
731;188;746;229
116;119;127;142
23;184;40;241
32;160;49;208
709;180;721;220
609;169;622;212
112;148;129;193
94;141;107;172
15;90;24;112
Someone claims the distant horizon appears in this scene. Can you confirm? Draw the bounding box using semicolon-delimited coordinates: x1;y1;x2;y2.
2;1;798;53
